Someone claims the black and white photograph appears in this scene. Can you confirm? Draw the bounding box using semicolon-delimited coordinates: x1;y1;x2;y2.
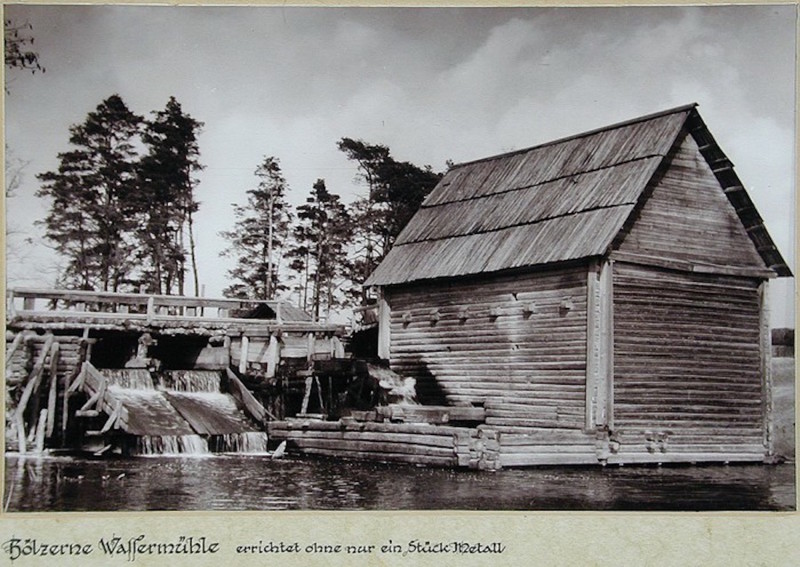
2;3;796;522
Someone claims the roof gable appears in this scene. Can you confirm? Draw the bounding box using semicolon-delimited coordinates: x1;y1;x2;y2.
366;105;790;287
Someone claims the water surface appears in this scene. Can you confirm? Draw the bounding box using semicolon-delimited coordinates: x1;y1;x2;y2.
4;453;794;512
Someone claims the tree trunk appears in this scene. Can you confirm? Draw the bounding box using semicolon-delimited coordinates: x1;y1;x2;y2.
188;205;199;297
267;192;274;300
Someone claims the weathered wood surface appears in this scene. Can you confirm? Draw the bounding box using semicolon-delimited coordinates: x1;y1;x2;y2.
367;109;693;287
615;131;768;272
7;287;310;322
269;420;477;467
225;368;271;424
7;289;340;336
612;263;764;441
387;266;588;428
375;404;485;424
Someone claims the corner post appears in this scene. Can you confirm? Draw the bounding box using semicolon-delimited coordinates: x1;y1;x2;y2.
759;281;774;457
377;287;391;361
586;259;614;431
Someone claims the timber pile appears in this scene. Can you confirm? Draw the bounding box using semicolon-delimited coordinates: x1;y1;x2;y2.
268;419;480;468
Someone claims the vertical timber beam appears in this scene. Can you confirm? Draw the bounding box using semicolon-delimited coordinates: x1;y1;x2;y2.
377;287;391;361
45;341;60;437
222;335;231;368
759;281;774;458
603;260;615;431
585;260;600;429
266;334;280;378
239;335;250;375
585;259;614;431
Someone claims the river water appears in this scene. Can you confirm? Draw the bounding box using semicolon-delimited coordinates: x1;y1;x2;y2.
3;453;795;512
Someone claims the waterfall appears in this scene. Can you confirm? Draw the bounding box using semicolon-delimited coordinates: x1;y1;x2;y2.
101;369;155;390
158;370;221;393
210;432;269;454
136;435;210;456
93;368;267;456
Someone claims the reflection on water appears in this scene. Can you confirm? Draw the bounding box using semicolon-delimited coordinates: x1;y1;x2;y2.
3;454;795;512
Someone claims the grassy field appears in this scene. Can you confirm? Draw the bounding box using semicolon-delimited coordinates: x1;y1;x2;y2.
773;356;795;460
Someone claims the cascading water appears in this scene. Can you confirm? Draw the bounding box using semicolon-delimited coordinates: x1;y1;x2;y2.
136;435;210;456
102;368;155;390
97;368;267;456
157;370;221;393
210;432;269;454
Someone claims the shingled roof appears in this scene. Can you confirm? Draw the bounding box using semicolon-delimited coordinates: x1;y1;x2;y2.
366;104;791;287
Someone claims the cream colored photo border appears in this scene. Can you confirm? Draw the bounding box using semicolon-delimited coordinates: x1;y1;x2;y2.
1;2;798;565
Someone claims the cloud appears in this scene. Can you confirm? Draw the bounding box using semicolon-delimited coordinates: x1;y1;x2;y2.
4;5;794;324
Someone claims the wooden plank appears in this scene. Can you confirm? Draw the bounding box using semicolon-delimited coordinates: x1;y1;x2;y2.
225;367;271;423
100;401;123;434
34;409;48;453
13;334;55;452
45;342;60;437
5;332;25;364
611;251;775;279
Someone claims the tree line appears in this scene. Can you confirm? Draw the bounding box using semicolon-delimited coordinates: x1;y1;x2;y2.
37;94;443;318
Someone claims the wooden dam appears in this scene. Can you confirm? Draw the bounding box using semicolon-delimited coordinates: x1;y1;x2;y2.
4;287;345;457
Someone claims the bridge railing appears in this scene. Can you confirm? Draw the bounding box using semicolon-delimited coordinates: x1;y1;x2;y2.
6;287;301;324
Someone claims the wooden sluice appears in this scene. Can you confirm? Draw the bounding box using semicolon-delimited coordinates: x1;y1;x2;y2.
5;288;344;455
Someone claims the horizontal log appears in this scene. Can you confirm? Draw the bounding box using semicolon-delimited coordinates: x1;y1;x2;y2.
289;446;457;467
272;419;477;438
501;434;596;446
500;444;598;454
283;430;456;448
485;418;582;429
286;437;456;458
605;452;765;465
500;453;599;467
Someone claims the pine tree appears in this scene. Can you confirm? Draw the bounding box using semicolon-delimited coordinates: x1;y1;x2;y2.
36;94;142;291
287;180;351;320
337;138;442;299
135;97;204;295
220;156;293;300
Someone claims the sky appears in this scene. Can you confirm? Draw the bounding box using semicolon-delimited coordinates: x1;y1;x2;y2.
3;5;796;326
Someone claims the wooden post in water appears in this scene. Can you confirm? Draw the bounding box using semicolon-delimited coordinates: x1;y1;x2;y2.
15;334;55;453
45;342;60;438
34;409;48;453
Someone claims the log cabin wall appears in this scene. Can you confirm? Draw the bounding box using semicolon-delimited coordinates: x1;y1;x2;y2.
385;265;588;429
608;131;771;458
611;263;765;458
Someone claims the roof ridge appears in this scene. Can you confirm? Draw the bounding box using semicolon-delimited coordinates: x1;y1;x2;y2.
448;103;698;171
